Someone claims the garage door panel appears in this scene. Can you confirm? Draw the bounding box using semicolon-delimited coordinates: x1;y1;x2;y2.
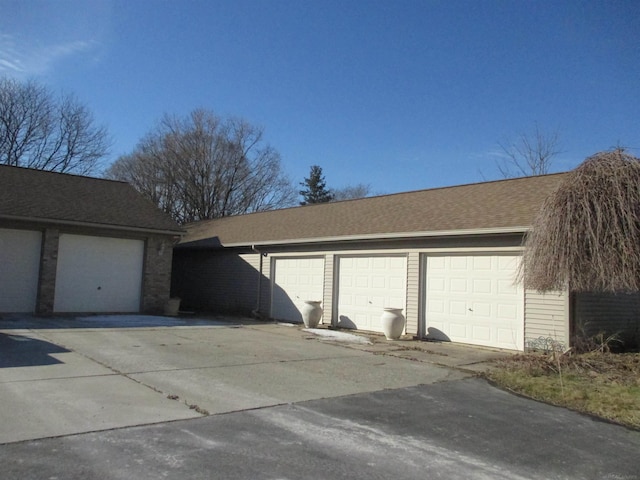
473;256;492;269
271;257;324;323
473;279;492;294
450;257;468;270
355;295;368;307
473;326;491;341
497;303;518;320
54;234;144;313
425;255;524;350
0;229;41;312
497;328;517;344
498;279;518;295
473;303;492;318
428;277;445;293
450;278;468;293
450;323;467;338
337;255;407;333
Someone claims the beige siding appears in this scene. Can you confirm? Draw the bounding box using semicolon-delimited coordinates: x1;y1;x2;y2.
574;292;640;345
174;238;525;333
322;254;334;325
405;252;420;335
259;253;271;317
524;289;569;349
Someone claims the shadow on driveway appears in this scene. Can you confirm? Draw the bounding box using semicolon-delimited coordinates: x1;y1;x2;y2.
0;332;69;368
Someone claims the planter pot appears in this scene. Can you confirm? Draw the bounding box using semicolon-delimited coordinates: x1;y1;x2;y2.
164;297;181;316
381;307;405;340
301;300;323;328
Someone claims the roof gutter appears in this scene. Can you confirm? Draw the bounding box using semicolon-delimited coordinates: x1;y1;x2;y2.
198;226;530;249
0;214;185;237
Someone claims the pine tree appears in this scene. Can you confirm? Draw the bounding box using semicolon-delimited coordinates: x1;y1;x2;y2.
299;165;334;205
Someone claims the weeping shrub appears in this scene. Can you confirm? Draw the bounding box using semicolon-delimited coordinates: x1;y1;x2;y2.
521;149;640;293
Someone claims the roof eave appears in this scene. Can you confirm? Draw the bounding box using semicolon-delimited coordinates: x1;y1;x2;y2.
182;226;530;249
0;214;185;237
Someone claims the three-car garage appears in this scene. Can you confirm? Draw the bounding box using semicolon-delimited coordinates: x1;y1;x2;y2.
267;252;524;350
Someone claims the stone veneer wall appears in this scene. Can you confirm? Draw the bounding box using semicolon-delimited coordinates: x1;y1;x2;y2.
142;235;175;313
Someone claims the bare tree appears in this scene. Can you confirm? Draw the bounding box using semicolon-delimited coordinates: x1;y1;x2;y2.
331;183;372;201
0;77;109;174
106;109;297;223
520;149;640;293
497;124;562;178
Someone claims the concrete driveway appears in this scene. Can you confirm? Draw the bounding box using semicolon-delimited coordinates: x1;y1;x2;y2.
1;315;638;479
0;314;480;444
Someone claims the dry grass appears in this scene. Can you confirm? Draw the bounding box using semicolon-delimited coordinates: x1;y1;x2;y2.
487;352;640;429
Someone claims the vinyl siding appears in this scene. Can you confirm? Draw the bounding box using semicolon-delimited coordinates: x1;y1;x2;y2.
405;252;420;335
174;236;529;342
259;253;271;317
574;292;640;345
323;254;334;325
524;289;569;349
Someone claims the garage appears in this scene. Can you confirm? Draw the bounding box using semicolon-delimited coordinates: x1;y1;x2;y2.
53;234;145;313
0;228;42;312
424;254;524;350
336;255;407;333
271;257;325;322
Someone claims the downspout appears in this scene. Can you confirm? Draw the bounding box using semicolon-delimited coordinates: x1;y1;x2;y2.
251;245;265;318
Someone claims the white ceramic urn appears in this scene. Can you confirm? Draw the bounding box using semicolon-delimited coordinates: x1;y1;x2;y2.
381;307;405;340
301;300;323;328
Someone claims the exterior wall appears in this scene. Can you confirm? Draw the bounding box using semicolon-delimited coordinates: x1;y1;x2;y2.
174;236;528;334
524;289;569;350
36;228;60;314
322;254;335;325
142;235;175;313
0;221;175;315
259;253;271;316
173;235;591;350
405;252;420;336
574;292;640;346
172;249;262;315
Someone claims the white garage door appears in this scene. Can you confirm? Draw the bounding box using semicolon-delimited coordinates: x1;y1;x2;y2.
0;228;42;312
54;234;144;313
424;254;524;350
271;257;325;323
337;255;407;333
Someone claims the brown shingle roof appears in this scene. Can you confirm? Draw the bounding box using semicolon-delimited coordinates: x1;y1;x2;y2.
0;165;183;234
182;173;567;247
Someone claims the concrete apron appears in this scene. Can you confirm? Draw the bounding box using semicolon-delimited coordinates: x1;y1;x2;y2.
0;319;505;444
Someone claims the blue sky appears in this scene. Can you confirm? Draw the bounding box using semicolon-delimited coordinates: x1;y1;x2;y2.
1;0;638;195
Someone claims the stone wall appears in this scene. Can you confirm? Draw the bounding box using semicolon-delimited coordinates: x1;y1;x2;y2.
142;235;175;314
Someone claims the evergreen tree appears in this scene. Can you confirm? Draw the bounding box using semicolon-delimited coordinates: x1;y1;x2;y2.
299;165;334;205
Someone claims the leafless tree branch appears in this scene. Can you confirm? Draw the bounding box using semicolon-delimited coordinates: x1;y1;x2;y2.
0;77;109;174
497;124;562;178
105;109;297;223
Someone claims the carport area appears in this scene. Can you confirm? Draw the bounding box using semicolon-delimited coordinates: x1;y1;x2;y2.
0;314;488;444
